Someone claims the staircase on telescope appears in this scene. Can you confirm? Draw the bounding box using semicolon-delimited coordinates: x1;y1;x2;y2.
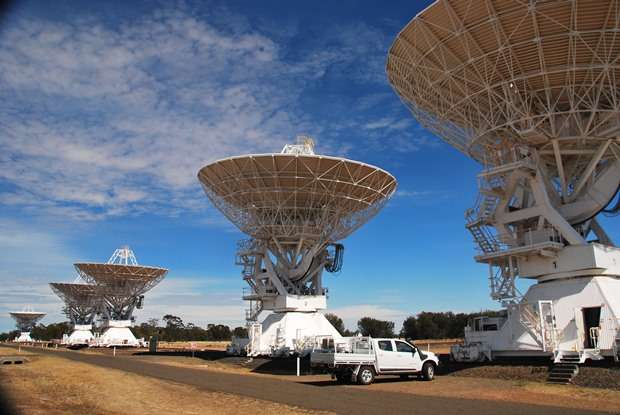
245;298;263;322
237;240;263;322
548;354;580;385
515;303;546;348
466;195;500;255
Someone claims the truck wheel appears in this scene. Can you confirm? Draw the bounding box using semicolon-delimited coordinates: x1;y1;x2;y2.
357;366;375;385
421;362;435;381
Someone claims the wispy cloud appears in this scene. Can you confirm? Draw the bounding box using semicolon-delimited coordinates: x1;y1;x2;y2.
0;5;418;223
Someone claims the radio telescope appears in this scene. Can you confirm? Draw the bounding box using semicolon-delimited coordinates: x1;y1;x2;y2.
9;310;46;342
198;137;397;356
388;0;620;363
49;282;100;347
74;246;167;347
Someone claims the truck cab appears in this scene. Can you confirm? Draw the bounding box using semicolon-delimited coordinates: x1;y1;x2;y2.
311;336;439;385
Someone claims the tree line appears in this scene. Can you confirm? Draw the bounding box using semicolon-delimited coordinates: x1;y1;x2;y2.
131;315;248;341
1;311;502;342
325;310;503;339
0;316;248;342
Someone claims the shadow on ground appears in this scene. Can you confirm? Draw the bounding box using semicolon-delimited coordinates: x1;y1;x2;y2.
132;349;315;375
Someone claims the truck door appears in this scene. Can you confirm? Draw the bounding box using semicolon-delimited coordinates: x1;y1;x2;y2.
394;340;419;370
375;339;400;370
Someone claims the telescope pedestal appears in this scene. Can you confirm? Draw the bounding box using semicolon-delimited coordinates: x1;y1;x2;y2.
67;324;94;347
242;312;342;357
16;332;33;343
452;246;620;363
95;320;139;347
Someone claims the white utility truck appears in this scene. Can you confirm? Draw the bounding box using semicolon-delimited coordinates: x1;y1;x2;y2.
310;336;439;385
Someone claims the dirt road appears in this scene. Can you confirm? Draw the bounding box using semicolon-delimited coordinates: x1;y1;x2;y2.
2;345;607;415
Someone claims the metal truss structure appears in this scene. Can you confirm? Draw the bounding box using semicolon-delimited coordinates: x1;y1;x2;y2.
388;0;620;167
74;246;167;321
198;138;396;354
9;310;46;332
199;140;397;246
49;283;100;325
388;0;620;362
199;138;396;313
388;0;620;303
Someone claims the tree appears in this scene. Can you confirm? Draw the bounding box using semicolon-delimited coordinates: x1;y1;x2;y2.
324;313;346;335
357;317;395;338
0;330;19;341
132;319;160;340
399;310;505;340
232;326;248;338
400;316;418;340
162;314;185;341
206;324;231;341
30;322;72;341
163;314;184;328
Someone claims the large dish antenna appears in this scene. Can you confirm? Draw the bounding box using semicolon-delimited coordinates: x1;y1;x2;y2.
49;283;100;325
198;137;396;355
74;246;167;320
388;0;620;223
198;138;396;245
388;0;620;303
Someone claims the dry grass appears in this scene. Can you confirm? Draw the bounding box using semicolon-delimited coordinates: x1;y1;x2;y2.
412;338;461;354
156;341;229;351
0;354;331;415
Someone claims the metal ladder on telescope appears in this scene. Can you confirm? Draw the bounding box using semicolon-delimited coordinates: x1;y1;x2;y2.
245;300;263;322
517;304;545;348
465;193;500;254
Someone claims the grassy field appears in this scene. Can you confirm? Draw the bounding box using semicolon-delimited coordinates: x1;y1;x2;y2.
0;353;331;415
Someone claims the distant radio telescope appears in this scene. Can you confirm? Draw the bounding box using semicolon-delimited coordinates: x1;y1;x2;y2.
74;246;167;347
198;137;397;356
49;282;100;347
9;309;46;343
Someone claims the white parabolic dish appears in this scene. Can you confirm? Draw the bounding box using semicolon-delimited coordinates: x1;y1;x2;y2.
198;152;397;244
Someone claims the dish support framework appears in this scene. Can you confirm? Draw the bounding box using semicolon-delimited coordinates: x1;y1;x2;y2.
230;238;343;357
452;151;620;363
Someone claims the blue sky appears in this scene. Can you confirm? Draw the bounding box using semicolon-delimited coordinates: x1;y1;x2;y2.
1;0;617;332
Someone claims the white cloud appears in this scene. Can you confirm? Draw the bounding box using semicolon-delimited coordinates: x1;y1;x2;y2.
0;6;412;223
